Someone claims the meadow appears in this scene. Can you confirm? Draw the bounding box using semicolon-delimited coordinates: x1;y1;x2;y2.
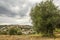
0;35;60;40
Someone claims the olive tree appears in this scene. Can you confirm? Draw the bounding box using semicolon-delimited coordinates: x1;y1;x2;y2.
30;0;60;37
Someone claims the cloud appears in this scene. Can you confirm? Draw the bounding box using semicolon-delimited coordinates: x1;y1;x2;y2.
0;0;60;25
0;0;27;17
0;6;17;17
53;0;60;8
0;0;36;25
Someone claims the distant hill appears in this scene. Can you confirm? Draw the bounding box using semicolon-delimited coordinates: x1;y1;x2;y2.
0;25;33;34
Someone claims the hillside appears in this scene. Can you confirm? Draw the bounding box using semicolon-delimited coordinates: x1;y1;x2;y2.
0;25;33;35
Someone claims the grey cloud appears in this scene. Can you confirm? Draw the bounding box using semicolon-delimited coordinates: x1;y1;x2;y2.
0;6;17;17
19;6;30;17
0;0;39;25
0;0;33;18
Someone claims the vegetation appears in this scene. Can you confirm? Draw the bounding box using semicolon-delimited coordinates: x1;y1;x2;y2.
30;0;60;37
0;25;32;35
8;27;22;35
0;26;22;35
0;0;60;39
0;35;60;40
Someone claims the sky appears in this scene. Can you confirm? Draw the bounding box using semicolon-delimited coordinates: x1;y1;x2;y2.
0;0;60;25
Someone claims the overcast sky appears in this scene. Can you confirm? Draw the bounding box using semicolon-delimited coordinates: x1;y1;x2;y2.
0;0;60;25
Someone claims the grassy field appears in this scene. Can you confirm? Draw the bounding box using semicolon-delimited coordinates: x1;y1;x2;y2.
0;35;60;40
0;29;60;40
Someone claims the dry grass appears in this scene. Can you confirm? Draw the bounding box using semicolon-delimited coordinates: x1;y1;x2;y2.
0;35;60;40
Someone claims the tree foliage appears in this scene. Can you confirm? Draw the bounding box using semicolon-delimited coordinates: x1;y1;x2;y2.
30;0;60;37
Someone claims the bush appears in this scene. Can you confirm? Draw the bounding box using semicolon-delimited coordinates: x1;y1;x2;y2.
8;27;22;35
17;32;22;35
9;28;17;35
